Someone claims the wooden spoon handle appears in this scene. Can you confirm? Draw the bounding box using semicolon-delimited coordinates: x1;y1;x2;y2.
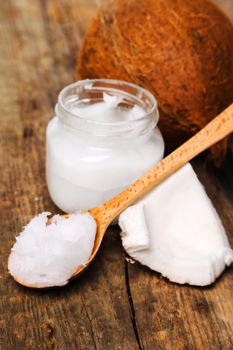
94;103;233;225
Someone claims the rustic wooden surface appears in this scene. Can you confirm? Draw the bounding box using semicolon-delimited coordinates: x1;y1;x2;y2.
0;1;232;349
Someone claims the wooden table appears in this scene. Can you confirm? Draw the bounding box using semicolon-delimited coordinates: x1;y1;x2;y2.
0;1;232;349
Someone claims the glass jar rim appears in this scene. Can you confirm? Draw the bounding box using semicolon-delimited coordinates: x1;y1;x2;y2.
56;79;159;137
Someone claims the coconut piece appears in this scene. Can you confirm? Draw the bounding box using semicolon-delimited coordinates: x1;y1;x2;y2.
8;212;96;288
119;163;233;286
120;204;150;253
77;0;233;165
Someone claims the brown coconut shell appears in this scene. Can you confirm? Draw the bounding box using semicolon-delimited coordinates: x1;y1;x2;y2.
77;0;233;166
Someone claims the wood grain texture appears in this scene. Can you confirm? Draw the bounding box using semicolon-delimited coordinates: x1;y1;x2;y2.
0;0;232;349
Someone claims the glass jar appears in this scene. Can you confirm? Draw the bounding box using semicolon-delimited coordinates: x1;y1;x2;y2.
46;79;164;213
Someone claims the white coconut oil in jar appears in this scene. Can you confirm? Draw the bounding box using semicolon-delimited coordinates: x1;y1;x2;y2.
46;79;164;213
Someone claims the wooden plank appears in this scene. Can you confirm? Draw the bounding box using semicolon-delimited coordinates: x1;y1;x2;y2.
0;1;138;349
0;1;232;350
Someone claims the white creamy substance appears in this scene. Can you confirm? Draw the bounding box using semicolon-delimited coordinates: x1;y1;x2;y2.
71;93;145;122
8;212;96;287
119;163;233;286
46;93;164;212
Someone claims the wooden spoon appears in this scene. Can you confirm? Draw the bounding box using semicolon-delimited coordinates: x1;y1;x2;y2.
13;103;233;288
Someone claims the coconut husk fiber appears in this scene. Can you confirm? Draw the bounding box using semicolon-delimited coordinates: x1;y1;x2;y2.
77;0;233;166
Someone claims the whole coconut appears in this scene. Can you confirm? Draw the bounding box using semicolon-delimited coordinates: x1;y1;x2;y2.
77;0;233;165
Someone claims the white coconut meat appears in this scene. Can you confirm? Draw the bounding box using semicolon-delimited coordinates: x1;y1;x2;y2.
119;163;233;286
8;212;96;288
120;204;150;252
